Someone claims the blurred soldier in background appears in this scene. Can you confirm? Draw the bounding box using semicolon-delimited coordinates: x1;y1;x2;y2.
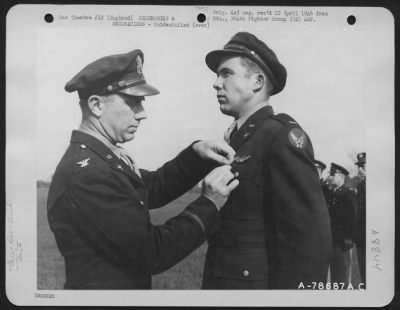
47;49;239;289
327;163;358;286
314;159;332;204
314;159;326;181
202;32;332;289
354;152;366;286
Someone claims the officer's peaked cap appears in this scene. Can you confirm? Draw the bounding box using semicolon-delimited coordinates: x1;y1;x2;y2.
65;49;160;99
355;152;366;166
314;160;327;171
205;32;287;95
330;162;349;176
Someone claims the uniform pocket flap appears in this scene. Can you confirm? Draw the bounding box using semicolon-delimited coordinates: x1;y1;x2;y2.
213;247;269;280
231;163;262;186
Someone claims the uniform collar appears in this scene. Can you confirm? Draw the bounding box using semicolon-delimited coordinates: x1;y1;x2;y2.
71;130;144;185
70;130;119;161
236;102;270;129
229;105;274;151
77;127;128;158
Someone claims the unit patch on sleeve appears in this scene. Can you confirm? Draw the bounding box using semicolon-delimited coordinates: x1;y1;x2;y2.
288;128;307;149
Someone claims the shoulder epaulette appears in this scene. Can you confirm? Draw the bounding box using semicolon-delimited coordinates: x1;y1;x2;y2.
270;113;299;126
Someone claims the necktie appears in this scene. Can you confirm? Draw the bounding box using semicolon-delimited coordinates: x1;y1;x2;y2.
118;147;141;178
230;124;238;140
224;121;238;144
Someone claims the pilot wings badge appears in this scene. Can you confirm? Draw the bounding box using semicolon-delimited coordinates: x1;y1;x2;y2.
234;155;252;163
288;128;307;149
77;157;90;168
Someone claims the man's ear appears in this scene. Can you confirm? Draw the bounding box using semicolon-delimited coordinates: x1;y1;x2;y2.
87;95;105;117
252;73;265;92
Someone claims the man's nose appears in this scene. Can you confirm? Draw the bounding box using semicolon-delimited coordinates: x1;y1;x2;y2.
213;76;222;90
134;104;147;120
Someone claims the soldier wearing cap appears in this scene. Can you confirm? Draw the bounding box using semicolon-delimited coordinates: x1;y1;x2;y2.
327;162;358;286
314;159;333;204
314;159;326;180
201;32;332;289
47;49;239;289
354;152;366;285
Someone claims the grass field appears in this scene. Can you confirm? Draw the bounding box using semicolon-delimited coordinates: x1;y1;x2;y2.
37;186;362;290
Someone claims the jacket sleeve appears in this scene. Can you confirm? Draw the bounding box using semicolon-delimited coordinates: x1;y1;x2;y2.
140;143;217;209
266;126;332;289
150;195;220;274
65;168;220;271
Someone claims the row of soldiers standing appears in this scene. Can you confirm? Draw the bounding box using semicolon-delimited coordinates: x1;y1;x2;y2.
314;153;366;288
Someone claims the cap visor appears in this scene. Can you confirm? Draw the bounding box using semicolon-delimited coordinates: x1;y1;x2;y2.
205;49;246;72
118;83;160;97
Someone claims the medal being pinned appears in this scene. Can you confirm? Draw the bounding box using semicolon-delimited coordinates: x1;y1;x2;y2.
233;154;252;163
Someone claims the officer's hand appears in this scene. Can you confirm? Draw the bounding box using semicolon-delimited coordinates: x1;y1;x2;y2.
201;165;239;210
193;140;235;165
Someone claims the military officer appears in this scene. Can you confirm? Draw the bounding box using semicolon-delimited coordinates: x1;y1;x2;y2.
315;159;333;204
201;32;332;289
354;152;366;286
327;163;358;285
47;49;239;289
314;159;326;180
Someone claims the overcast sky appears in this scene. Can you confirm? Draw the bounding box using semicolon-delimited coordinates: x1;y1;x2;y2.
7;6;393;181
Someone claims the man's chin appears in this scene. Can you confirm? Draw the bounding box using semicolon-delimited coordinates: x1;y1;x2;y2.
219;105;235;117
122;133;135;143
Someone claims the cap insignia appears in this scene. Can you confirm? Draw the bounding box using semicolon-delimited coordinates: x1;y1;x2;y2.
136;55;143;74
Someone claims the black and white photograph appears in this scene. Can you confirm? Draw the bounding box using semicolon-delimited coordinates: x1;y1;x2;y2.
5;4;394;307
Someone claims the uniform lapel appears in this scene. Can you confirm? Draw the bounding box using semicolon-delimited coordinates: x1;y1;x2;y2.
230;105;275;151
70;130;144;187
115;159;144;186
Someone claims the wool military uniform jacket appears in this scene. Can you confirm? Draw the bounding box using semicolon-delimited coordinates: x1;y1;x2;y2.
202;106;332;289
327;185;358;246
320;179;333;204
47;131;220;289
355;179;366;243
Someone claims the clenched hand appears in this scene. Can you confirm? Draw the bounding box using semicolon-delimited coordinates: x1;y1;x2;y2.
201;165;239;210
193;140;235;165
